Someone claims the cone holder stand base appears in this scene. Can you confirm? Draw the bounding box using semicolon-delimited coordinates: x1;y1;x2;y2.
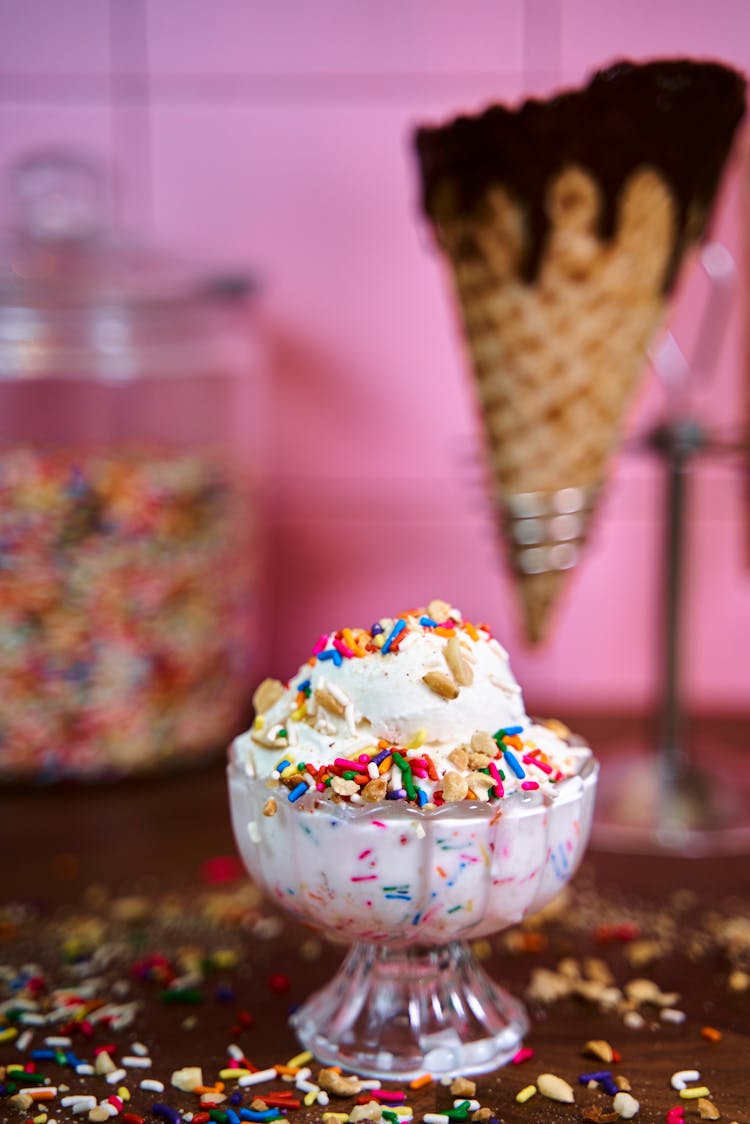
592;744;750;856
588;395;750;858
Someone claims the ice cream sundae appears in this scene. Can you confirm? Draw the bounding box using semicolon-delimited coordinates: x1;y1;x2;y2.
228;601;597;1075
229;599;596;940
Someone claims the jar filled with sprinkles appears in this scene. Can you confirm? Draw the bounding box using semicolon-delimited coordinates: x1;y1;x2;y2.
0;151;262;780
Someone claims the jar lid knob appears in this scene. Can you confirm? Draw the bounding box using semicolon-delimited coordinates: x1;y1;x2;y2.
10;149;109;246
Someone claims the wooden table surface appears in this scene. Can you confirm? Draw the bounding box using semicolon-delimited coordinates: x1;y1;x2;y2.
2;736;750;1124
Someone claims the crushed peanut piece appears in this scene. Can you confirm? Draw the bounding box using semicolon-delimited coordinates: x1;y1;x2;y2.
444;636;473;686
349;1103;382;1122
583;957;615;985
450;1077;476;1097
471;730;497;757
362;777;387;802
625;939;668;969
467;771;495;798
526;967;573;1003
612;1091;640;1118
697;1098;720;1120
318;1069;362;1097
448;747;469;771
253;677;284;714
584;1040;615;1064
9;1094;34;1111
537;1073;575;1103
558;957;581;981
422;671;459;699
330;776;359;797
728;969;749;993
428;599;455;621
541;717;571;739
95;1052;116;1075
171;1067;204;1093
442;771;469;802
625;978;680;1007
262;798;277;817
315;687;346;716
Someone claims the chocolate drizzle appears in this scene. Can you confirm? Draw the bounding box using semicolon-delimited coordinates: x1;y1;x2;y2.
415;59;746;288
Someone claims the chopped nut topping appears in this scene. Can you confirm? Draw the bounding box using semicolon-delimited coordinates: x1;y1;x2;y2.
471;730;497;756
318;1068;362;1096
584;1039;615;1063
428;598;455;621
728;968;749;992
442;771;469;802
445;635;474;685
526;967;573;1003
467;771;495;799
349;1104;383;1122
422;671;459;699
448;747;469;771
262;797;277;817
252;677;284;715
625;978;680;1007
89;1108;112;1123
315;686;346;716
330;776;359;797
450;1077;477;1097
612;1091;640;1119
362;777;387;802
584;957;615;985
537;1072;575;1103
541;717;571;739
625;939;668;968
171;1067;204;1092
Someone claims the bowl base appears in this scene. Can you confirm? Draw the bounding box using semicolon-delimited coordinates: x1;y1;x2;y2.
290;939;529;1080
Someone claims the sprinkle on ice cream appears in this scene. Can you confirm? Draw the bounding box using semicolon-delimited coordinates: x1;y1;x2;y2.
231;600;590;809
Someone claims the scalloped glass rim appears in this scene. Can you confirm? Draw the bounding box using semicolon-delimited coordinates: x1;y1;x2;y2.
227;751;597;821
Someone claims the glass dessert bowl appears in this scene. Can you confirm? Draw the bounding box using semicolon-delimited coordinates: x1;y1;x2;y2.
228;602;598;1078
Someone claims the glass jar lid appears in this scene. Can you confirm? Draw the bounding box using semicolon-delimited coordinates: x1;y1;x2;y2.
0;150;254;380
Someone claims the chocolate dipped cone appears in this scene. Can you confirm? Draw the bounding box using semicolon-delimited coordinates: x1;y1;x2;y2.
416;59;745;642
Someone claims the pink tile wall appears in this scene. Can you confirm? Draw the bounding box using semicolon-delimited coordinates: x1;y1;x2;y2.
1;0;749;715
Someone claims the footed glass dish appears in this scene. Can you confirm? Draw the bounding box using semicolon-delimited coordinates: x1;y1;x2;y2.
228;750;598;1079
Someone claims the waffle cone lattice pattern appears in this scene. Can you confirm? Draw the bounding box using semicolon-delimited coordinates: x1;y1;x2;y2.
437;166;678;639
441;166;675;495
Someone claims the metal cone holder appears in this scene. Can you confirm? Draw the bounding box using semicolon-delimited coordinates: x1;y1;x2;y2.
592;243;750;854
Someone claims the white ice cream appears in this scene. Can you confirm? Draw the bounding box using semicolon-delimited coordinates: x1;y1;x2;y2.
233;607;590;799
228;604;597;945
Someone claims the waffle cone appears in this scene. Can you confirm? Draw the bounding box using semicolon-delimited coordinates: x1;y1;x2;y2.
448;167;674;640
416;60;745;642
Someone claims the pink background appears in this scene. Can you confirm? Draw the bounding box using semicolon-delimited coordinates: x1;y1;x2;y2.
1;0;750;716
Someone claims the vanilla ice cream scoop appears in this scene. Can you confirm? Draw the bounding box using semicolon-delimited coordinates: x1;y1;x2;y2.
231;600;590;805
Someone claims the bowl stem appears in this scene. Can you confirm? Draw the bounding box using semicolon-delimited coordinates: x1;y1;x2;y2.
290;939;529;1079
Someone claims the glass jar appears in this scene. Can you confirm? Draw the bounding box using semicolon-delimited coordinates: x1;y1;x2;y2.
0;151;262;781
